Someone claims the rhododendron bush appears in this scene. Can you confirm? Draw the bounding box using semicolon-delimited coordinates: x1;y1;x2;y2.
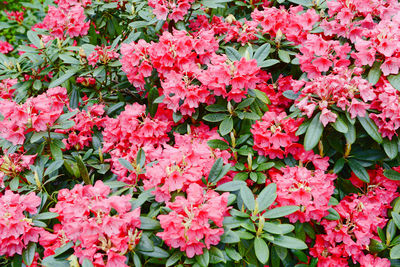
1;0;400;266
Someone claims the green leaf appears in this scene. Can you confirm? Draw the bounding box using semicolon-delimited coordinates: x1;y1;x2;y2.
196;249;209;267
201;0;233;8
118;158;134;171
324;208;340;220
259;59;279;68
251;89;270;105
225;46;242;61
203;113;227;122
49;69;78;88
358;114;383;143
392;212;400;230
209;247;226;264
140;247;170;258
166;251;182;267
22;243;36;266
254;43;271;65
30;132;47;143
391;244;400;259
254;237;269;264
82;259;94;267
27;31;41;48
388;73;400;92
304;112;323;151
216;181;246;191
263;206;299;219
106;102;125;115
136;148;146;168
240;186;255;211
383;138;398;159
59;54;80;65
270;235;308;250
368;61;382;85
278;50;291;63
44;160;64;177
236;98;255;109
257;183;277;211
288;0;313;6
348;159;370;183
205;104;228;112
208;158;223;183
384;169;400;181
50;143;63;161
219;117;233;136
75;156;91;185
331;113;348;133
333;158;345;174
263;223;294;235
34;212;59;220
140;217;161;230
344;122;356;144
226;247;242;261
220;230;240;243
207;139;229;150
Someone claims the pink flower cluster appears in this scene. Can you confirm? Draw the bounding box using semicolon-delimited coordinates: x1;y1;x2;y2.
57;104;106;150
87;46;119;67
76;76;96;87
0;87;68;145
102;103;171;183
297;35;351;79
295;67;375;126
252;6;320;45
5;11;23;23
369;77;400;139
143;129;230;202
198;56;261;102
42;3;89;39
0;191;42;257
157;183;230;258
310;167;399;266
40;181;141;267
0;151;35;187
0;78;17;99
0;41;13;54
322;0;400;76
149;0;195;22
122;29;262;115
54;0;92;9
269;166;336;223
251;111;303;159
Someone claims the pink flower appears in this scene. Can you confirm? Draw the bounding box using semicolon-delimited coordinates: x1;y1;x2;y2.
269;166;336;223
251;111;303;159
157;184;230;258
41;181;141;266
0;191;43;257
0;41;13;54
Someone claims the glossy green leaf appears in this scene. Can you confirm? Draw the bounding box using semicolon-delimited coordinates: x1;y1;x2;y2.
254;237;269;264
304;112;323;151
240;186;255;211
384;169;400;181
358;114;383;143
257;183;277;211
348;159;370;183
263;206;299;219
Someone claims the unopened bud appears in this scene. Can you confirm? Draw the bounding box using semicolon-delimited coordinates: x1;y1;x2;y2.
225;14;236;24
275;29;283;46
79;48;86;58
247;153;253;171
34;171;42;190
230;132;236;148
